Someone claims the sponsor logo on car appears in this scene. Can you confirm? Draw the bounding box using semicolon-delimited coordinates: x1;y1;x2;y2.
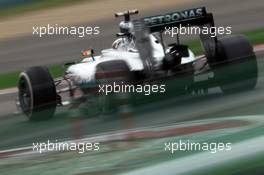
143;7;205;26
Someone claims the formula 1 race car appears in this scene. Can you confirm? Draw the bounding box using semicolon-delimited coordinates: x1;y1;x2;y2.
17;7;258;121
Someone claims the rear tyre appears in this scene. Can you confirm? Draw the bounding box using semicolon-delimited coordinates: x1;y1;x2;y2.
214;35;258;93
18;66;57;121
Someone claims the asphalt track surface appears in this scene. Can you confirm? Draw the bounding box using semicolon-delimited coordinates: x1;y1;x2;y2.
0;0;263;73
0;0;264;150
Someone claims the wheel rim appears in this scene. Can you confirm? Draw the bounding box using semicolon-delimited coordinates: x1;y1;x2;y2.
18;76;32;115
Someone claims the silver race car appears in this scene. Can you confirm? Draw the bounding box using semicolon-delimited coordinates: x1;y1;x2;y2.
17;7;258;121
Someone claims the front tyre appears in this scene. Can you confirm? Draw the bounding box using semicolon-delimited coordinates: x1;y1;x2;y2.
18;66;57;121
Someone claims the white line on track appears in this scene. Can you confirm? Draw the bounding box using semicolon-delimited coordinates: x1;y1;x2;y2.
0;87;17;95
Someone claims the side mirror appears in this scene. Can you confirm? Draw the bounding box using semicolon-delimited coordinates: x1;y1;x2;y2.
81;49;95;61
82;49;94;57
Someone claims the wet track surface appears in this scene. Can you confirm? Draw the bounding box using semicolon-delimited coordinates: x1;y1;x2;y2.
0;0;264;151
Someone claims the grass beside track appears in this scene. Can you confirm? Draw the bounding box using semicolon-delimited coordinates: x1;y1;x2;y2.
0;28;263;89
0;64;63;89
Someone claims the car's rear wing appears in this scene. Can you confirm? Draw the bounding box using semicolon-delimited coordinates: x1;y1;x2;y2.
142;7;214;33
133;7;218;68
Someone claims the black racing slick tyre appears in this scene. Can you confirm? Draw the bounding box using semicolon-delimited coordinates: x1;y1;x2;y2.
18;66;57;121
214;35;258;93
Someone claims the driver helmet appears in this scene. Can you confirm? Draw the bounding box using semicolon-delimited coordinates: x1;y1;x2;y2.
119;21;134;34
